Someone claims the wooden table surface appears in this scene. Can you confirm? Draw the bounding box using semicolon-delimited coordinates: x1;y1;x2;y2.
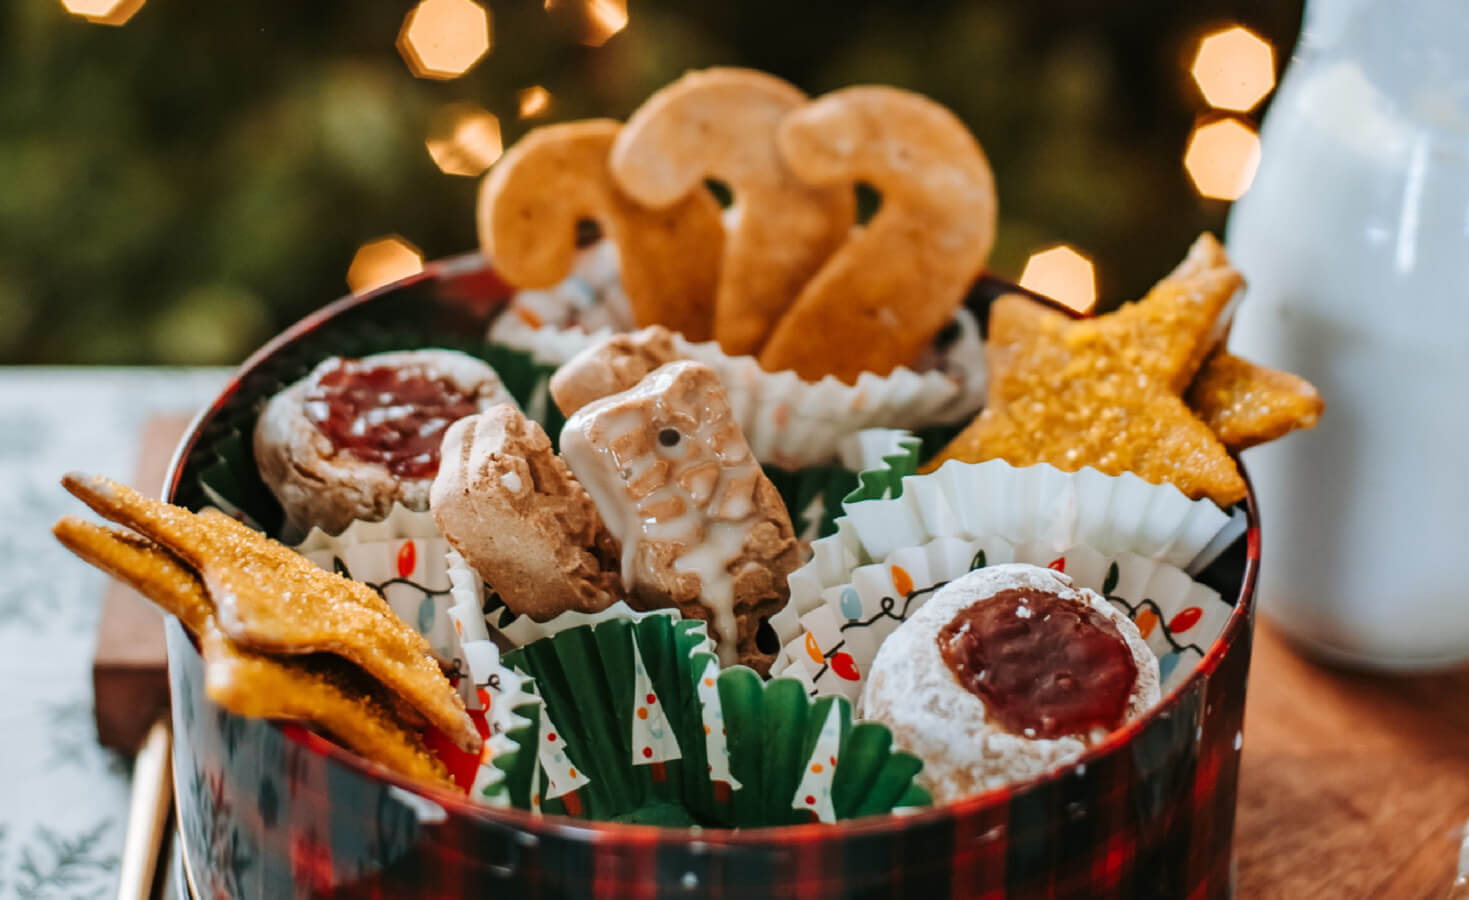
1236;620;1469;898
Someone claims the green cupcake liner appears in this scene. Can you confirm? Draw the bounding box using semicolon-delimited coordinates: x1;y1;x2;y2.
488;614;929;827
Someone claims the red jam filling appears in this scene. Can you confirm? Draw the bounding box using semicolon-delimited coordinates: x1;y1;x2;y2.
937;587;1137;739
304;359;478;479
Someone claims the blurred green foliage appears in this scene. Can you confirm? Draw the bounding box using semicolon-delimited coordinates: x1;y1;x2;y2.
0;0;1301;365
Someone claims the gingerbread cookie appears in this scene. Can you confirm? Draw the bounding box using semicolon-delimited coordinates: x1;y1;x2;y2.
928;235;1249;506
254;349;516;536
1188;349;1324;451
549;325;683;417
53;515;454;786
431;404;624;622
759;86;998;383
60;473;480;752
479;119;724;342
610;68;855;357
559;361;799;673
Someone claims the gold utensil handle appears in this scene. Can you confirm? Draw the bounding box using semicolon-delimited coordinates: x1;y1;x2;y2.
116;717;173;900
1452;818;1469;900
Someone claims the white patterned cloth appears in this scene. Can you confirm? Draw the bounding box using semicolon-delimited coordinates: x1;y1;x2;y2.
0;367;226;899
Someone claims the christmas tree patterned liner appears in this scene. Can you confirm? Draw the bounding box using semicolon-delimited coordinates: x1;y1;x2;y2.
770;459;1243;702
473;613;929;827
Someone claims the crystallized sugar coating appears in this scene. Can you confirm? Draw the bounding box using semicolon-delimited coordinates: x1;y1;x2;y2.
861;563;1159;803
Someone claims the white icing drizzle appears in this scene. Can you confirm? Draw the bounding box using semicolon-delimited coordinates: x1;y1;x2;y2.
561;362;767;665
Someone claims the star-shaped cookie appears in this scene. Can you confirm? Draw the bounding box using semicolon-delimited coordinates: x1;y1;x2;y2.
1188;349;1324;451
928;234;1249;506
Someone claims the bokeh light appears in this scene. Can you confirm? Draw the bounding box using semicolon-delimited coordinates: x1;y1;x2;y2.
425;104;503;176
1019;245;1097;313
546;0;628;47
347;237;424;294
1184;117;1261;201
59;0;145;26
396;0;492;81
518;86;553;119
1191;26;1275;112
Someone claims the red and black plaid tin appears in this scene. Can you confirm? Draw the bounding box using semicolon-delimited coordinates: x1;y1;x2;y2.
163;256;1260;899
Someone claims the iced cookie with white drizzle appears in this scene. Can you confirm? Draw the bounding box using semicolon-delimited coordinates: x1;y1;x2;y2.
559;360;799;672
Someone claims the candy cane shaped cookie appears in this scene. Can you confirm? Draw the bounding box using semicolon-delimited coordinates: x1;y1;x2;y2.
478;119;724;342
609;68;855;357
759;86;998;383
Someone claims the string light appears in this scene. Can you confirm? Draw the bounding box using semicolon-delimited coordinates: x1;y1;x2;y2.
396;0;492;81
1191;26;1276;113
425;104;503;176
347;237;424;294
1019;245;1097;314
1184;117;1261;201
58;0;145;25
518;86;553;119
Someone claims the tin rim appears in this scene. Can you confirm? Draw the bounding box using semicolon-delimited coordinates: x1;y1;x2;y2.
162;255;1261;846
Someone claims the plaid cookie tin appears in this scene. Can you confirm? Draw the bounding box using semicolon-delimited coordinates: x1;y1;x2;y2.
164;255;1260;899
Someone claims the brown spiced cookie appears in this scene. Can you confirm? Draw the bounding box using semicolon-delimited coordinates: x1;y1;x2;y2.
759;85;998;383
559;360;799;673
609;68;855;357
549;325;683;417
253;349;516;536
430;404;624;623
478;119;725;342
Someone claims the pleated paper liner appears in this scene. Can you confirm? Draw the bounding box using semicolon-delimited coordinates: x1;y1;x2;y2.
443;429;923;650
821;457;1244;574
294;506;460;661
770;536;1227;703
493;318;985;470
474;612;929;826
487;229;987;468
289;513;525;794
769;459;1245;702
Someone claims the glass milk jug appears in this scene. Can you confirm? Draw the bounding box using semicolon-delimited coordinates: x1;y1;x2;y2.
1226;0;1469;668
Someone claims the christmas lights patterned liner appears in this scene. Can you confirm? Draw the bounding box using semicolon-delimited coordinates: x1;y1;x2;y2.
163;254;1259;898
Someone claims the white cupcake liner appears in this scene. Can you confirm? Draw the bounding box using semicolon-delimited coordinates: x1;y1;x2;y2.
293;512;531;801
492;258;984;468
295;505;459;663
771;536;1227;704
495;323;981;469
835;458;1240;574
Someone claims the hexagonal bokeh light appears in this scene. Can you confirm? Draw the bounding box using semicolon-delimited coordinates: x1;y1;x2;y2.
59;0;145;25
1019;245;1097;314
426;105;503;177
546;0;628;47
1184;117;1262;201
347;237;424;294
1191;26;1276;112
518;86;552;119
397;0;492;81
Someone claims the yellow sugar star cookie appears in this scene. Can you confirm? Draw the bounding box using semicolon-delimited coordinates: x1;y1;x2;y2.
1187;350;1324;451
929;234;1249;506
